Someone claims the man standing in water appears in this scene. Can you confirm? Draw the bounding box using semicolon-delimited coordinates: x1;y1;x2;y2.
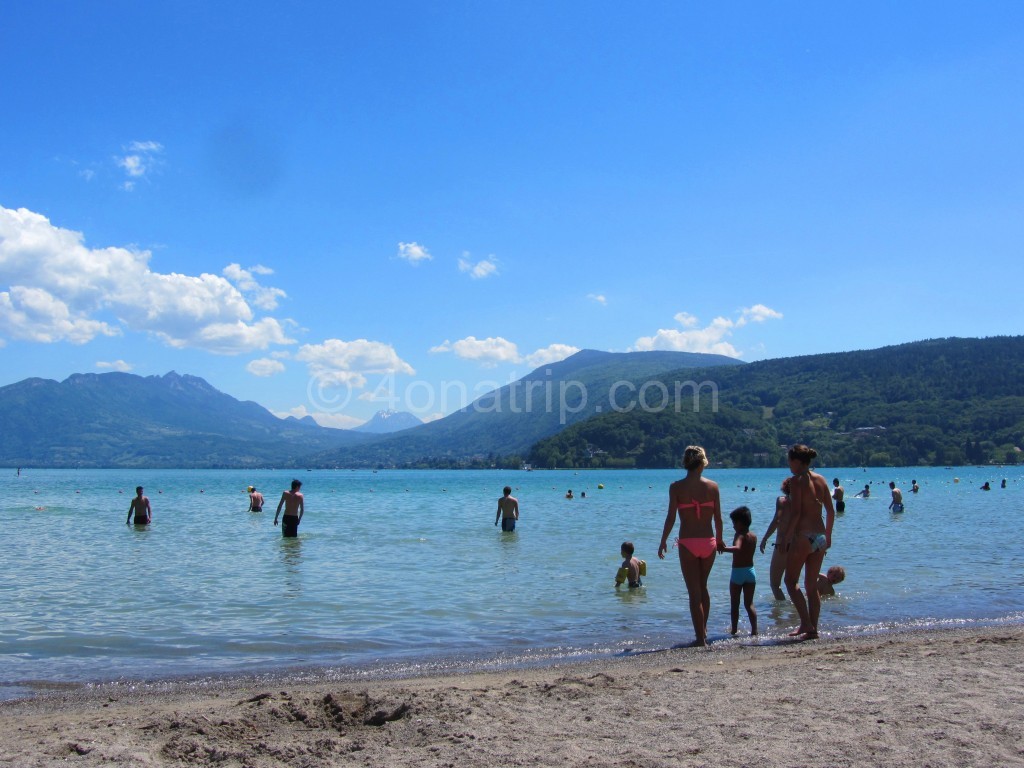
888;481;904;513
832;478;845;513
274;480;304;537
126;486;152;525
783;445;835;640
495;486;520;531
248;486;264;512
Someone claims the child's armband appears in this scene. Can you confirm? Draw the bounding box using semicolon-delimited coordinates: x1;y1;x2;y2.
615;566;628;585
638;559;647;577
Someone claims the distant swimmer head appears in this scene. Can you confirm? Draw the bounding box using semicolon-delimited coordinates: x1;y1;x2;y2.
620;541;634;557
291;479;302;490
136;486;143;494
682;445;709;471
503;486;512;496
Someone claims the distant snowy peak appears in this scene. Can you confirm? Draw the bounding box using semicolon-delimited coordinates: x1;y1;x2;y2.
353;409;424;434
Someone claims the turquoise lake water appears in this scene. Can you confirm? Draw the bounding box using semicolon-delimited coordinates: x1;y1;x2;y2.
1;466;1022;697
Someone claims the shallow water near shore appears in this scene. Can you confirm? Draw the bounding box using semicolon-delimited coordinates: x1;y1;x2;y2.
2;466;1022;697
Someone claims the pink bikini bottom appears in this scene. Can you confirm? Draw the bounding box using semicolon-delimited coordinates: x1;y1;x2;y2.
676;536;717;559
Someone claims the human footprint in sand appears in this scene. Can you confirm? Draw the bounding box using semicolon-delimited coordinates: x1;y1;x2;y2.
658;445;724;647
782;444;835;640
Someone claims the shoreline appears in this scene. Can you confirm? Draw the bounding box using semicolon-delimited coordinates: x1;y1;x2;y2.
3;625;1022;767
4;613;1023;704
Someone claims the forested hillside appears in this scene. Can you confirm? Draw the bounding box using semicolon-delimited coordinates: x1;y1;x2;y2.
528;337;1024;468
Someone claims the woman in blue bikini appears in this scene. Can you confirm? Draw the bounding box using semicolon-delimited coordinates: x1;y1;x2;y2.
658;445;724;647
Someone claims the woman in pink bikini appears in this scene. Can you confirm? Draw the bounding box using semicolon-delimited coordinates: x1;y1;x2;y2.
658;445;724;647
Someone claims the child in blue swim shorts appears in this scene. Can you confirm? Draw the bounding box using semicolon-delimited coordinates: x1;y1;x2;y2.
724;506;758;636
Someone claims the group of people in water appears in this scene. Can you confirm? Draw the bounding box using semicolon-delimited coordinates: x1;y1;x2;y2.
127;480;307;537
650;444;838;645
503;448;850;645
654;444;841;645
494;444;843;646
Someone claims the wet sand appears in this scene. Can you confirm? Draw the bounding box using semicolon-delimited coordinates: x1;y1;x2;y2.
1;625;1021;767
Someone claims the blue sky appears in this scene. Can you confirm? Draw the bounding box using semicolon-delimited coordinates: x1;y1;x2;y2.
2;2;1022;427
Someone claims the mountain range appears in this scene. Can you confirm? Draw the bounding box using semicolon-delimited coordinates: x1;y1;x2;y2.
353;410;424;434
1;338;1021;468
0;371;368;468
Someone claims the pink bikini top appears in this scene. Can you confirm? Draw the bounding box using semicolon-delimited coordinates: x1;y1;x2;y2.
677;498;715;520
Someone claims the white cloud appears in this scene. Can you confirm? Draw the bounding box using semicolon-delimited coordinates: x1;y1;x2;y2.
296;338;415;388
174;317;292;355
587;293;607;306
0;205;293;354
275;404;363;430
673;311;700;328
0;286;120;343
430;335;520;366
246;357;286;377
397;241;432;264
223;263;287;310
458;253;498;279
737;303;784;326
96;359;133;372
115;140;163;190
525;343;580;367
633;304;783;357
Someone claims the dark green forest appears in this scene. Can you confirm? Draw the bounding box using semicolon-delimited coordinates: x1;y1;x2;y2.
527;337;1024;469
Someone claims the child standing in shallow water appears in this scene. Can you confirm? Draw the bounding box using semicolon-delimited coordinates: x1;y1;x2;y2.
724;506;758;636
615;541;645;588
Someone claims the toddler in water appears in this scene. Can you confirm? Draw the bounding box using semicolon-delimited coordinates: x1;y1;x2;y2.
723;506;758;636
817;566;846;596
614;541;645;589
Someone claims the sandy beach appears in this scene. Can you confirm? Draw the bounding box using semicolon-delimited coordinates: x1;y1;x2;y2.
1;626;1021;767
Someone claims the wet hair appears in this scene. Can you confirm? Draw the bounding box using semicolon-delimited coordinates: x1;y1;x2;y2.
788;444;818;464
730;505;752;531
832;478;840;485
827;565;846;584
621;541;635;557
290;479;302;490
503;486;512;496
780;477;791;494
889;481;896;489
136;486;143;493
683;445;709;471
